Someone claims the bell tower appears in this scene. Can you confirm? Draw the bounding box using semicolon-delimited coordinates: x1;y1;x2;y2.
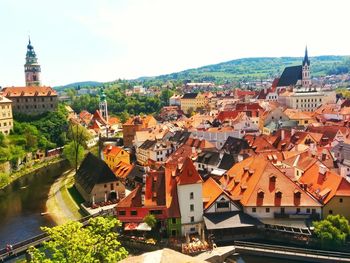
302;46;311;88
25;37;41;86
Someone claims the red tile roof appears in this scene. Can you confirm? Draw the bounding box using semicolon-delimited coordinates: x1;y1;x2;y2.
177;157;203;185
113;161;133;179
103;145;124;157
298;163;350;204
216;110;239;122
2;86;57;97
222;156;321;207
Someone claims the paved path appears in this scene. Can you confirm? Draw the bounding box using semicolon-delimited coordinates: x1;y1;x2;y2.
46;170;80;225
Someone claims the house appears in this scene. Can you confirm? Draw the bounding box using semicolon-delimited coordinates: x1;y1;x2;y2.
195;150;235;177
75;153;125;204
221;155;322;220
202;177;261;241
284;109;316;126
174;157;204;236
169;94;182;106
0;96;13;135
103;145;130;170
122;115;157;147
180;93;207;114
298;162;350;220
259;107;290;133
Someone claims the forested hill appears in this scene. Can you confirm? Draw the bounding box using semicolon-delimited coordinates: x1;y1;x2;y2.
137;55;350;84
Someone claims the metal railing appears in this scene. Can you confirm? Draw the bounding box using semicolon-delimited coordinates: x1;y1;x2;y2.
234;241;350;261
0;213;105;261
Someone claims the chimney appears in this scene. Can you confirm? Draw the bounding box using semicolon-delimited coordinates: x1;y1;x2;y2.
192;147;196;154
321;149;327;161
281;130;285;141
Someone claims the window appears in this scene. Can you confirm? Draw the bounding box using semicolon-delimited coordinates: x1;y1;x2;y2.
172;218;176;224
131;210;137;216
217;201;230;209
190;216;194;223
42;98;44;102
118;211;126;216
329;210;333;215
110;183;114;190
104;184;107;188
190;192;194;199
171;230;177;236
281;207;285;214
266;208;270;213
296;208;300;214
190;227;196;232
312;208;316;214
150;210;162;215
340;198;343;203
252;207;256;213
306;208;310;213
190;204;194;212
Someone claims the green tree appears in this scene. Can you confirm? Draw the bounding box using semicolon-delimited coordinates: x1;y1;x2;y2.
28;216;128;262
313;214;350;247
63;141;84;173
160;89;174;106
143;214;157;228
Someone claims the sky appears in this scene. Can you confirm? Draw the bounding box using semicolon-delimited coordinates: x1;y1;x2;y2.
0;0;349;87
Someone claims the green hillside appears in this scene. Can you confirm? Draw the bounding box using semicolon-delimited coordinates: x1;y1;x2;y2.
138;56;350;85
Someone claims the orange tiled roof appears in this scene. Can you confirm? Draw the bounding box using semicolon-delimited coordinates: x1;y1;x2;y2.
298;163;350;204
2;86;57;97
222;156;321;207
113;161;133;179
177;157;203;185
103;145;124;157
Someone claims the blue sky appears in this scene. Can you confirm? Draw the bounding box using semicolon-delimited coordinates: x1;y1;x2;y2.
0;0;349;87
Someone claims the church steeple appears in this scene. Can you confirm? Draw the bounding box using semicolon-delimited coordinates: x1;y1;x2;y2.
302;46;311;87
302;46;310;66
25;37;41;86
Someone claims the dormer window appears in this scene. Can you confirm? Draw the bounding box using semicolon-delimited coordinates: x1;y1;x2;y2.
270;175;276;183
275;190;282;199
257;189;264;199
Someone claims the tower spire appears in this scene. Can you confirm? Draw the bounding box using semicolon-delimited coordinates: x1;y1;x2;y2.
303;45;310;66
24;38;41;86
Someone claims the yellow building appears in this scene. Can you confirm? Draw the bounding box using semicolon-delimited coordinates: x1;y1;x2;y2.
0;96;13;135
103;145;130;170
180;92;207;114
284;109;316;126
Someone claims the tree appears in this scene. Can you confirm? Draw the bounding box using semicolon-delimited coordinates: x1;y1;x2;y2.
313;214;350;247
160;89;174;106
28;216;128;262
63;141;84;173
143;213;157;228
66;122;91;172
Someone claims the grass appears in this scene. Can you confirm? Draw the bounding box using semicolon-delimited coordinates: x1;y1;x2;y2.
68;185;85;207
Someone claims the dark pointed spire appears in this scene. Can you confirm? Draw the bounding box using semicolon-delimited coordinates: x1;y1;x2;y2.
303;46;310;66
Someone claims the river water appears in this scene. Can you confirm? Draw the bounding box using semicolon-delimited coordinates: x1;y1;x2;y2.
0;160;70;248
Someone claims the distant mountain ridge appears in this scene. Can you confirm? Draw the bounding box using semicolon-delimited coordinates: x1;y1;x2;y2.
56;55;350;88
137;55;350;84
54;81;103;90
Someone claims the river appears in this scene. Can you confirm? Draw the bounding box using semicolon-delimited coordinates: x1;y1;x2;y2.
0;160;70;248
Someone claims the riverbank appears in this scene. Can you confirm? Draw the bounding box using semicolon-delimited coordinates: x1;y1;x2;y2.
46;169;84;225
0;157;64;190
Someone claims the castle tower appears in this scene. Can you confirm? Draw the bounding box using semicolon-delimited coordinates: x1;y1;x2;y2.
302;46;311;87
24;38;41;86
